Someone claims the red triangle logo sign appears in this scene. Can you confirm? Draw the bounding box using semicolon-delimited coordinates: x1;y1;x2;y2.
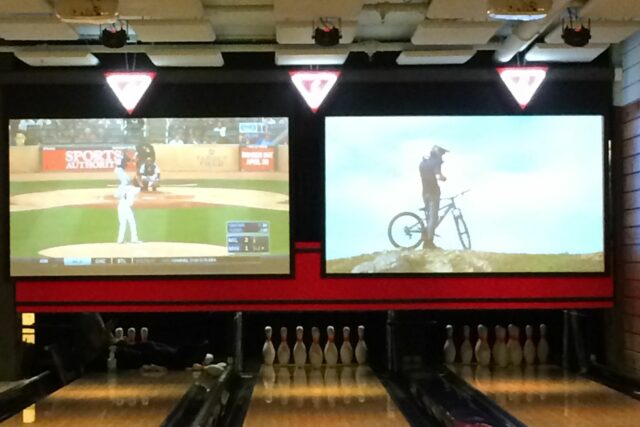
105;72;156;114
497;66;548;110
289;70;340;113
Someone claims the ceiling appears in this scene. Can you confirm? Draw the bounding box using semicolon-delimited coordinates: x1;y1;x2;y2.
0;0;638;68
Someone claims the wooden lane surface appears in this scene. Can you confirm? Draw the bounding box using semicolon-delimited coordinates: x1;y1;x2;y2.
242;365;410;427
2;370;195;426
458;364;640;427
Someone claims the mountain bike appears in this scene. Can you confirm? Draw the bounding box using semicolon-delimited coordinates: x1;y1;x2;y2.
387;190;471;250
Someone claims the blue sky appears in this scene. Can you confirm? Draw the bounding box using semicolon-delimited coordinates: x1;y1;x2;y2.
325;116;605;260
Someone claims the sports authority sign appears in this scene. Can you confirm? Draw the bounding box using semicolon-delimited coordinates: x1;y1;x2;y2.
41;147;135;171
289;70;340;113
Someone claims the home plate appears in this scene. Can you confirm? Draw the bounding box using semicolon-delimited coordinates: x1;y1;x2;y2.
39;242;229;258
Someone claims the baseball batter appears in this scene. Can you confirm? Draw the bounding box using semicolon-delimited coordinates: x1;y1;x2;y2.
115;156;141;244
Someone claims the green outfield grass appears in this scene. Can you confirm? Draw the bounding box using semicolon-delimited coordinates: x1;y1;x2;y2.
10;179;289;196
10;179;290;257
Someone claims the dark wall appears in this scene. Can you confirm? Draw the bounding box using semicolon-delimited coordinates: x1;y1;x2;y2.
0;64;614;244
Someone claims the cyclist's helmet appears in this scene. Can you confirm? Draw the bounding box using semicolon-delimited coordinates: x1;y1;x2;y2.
431;145;449;156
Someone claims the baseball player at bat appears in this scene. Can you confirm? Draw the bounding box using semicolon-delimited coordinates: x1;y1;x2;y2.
115;155;142;244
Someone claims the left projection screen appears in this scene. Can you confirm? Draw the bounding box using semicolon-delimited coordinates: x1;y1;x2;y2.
9;118;290;277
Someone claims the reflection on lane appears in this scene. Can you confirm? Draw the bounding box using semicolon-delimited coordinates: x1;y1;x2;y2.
243;365;410;427
2;370;195;427
460;364;640;427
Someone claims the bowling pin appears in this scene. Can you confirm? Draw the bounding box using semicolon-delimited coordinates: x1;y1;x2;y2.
537;323;549;364
324;326;339;366
114;327;124;342
340;326;354;365
126;327;136;345
475;324;491;367
492;325;508;368
507;324;523;366
460;325;473;364
523;324;536;364
140;327;149;343
293;326;307;367
443;324;456;364
262;326;276;366
309;326;324;368
277;327;291;365
355;325;368;365
203;353;214;366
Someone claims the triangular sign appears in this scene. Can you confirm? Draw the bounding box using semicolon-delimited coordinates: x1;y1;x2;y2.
497;66;548;110
289;70;340;113
105;72;156;114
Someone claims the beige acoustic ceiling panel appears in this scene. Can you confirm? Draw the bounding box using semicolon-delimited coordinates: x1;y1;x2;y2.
412;21;501;45
396;49;477;65
119;0;204;20
426;0;494;21
14;50;99;67
131;20;215;42
545;21;640;44
273;0;364;20
525;43;610;62
581;0;640;20
0;17;78;40
0;0;52;15
146;48;224;67
205;5;275;40
276;20;357;44
275;48;349;65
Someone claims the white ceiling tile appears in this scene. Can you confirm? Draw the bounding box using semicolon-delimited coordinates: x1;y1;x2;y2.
130;20;215;42
147;48;224;67
581;0;640;20
525;43;610;62
15;50;99;66
275;48;349;65
427;0;492;21
0;18;78;40
412;21;501;45
119;0;204;20
0;0;52;15
274;0;364;20
396;49;477;65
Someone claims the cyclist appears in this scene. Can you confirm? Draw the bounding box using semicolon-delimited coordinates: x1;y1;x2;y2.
419;145;448;249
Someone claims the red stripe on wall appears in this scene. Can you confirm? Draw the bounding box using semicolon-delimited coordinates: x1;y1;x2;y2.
16;244;613;311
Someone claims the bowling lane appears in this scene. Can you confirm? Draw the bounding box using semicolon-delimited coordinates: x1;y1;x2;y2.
459;364;640;427
2;370;195;426
242;365;410;427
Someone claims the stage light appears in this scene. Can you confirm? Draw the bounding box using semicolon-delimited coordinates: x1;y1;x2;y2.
497;66;547;109
102;27;128;49
104;72;156;114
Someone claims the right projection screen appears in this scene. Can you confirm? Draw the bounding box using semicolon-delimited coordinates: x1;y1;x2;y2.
325;116;605;274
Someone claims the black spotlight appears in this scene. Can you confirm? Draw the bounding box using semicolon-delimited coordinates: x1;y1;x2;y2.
102;27;128;49
314;26;341;47
562;23;591;47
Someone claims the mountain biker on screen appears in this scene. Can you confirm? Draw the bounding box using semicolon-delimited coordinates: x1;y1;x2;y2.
419;145;448;249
